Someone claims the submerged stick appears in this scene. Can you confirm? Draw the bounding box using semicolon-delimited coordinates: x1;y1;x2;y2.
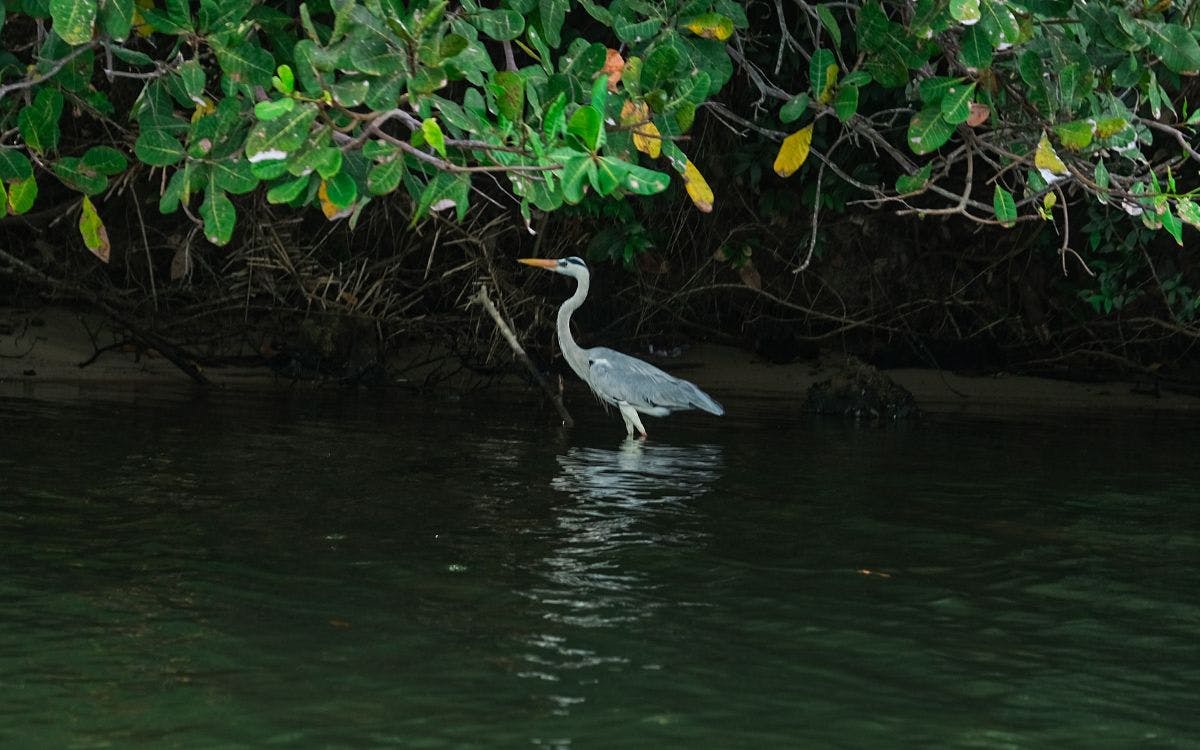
471;283;574;427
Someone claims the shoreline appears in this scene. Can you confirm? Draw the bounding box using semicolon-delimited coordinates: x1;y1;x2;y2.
3;306;1198;418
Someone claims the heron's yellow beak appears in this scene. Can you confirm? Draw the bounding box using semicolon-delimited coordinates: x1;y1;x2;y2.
518;258;557;269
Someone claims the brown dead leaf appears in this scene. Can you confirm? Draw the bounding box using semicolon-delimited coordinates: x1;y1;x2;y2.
738;261;762;290
966;102;990;127
170;247;190;280
602;49;625;93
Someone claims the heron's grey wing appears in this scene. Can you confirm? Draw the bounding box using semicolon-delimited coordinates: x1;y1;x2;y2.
586;347;724;415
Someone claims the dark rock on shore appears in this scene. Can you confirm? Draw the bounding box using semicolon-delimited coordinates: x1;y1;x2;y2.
804;357;920;419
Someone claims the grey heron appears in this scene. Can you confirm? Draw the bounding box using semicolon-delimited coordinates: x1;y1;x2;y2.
519;256;724;437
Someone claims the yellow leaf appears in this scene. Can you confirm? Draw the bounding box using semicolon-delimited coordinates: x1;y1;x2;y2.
191;97;216;123
817;63;839;104
773;124;813;178
1034;133;1068;175
683;13;734;41
621;100;661;159
681;159;714;213
318;180;351;220
632;121;661;158
133;0;155;37
78;196;110;264
619;99;647;125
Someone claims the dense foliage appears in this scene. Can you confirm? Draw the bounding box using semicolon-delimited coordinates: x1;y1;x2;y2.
1;0;1199;373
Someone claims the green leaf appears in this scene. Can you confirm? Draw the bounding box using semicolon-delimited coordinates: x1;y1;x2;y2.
212;39;275;87
1161;207;1183;246
298;146;342;180
993;184;1016;226
641;44;681;92
272;64;295;95
493;71;525;122
367;159;405;195
675;102;696;132
538;0;566;47
591;155;621;196
332;78;370;105
254;97;296;121
49;0;97;44
959;23;993;70
18;88;64;154
323;170;356;208
211;158;257;194
1094;158;1109;190
1054;120;1093;151
159;169;186;213
99;0;133;39
895;163;932;194
266;174;311;204
979;0;1018;46
780;93;809;124
816;4;841;48
475;8;524;41
907;106;956;154
179;59;205;102
53;157;107;194
567;105;603;152
200;187;236;245
139;5;190;34
543;92;567;140
613;16;661;44
1144;22;1200;74
110;46;152;67
560;154;593;203
421;118;447;157
199;0;251;32
244;103;319;161
918;76;962;106
0;150;34;181
607;159;670;195
81;145;127;175
949;0;980;25
809;48;837;103
833;84;858;122
412;171;470;223
939;82;975;124
7;176;38;214
1175;198;1200;229
135;127;186;166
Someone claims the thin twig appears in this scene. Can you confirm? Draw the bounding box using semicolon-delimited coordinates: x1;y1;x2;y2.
471;283;574;427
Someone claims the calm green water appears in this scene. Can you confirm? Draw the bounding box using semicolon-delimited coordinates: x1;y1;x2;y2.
1;389;1197;748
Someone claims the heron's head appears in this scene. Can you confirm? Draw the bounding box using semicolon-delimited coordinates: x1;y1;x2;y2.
518;256;588;277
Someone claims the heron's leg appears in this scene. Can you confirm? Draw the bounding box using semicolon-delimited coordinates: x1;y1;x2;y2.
618;402;648;438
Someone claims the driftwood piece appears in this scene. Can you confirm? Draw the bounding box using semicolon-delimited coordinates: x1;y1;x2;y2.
471;283;574;427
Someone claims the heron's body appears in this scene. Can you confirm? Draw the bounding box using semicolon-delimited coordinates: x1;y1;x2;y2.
519;256;724;437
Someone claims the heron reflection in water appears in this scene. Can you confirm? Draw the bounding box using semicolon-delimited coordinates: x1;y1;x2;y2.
519;256;724;438
538;441;724;613
514;441;724;701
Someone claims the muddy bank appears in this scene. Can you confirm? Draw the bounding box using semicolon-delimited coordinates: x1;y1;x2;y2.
2;305;1197;418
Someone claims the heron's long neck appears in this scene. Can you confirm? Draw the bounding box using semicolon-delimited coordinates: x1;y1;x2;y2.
557;272;592;380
